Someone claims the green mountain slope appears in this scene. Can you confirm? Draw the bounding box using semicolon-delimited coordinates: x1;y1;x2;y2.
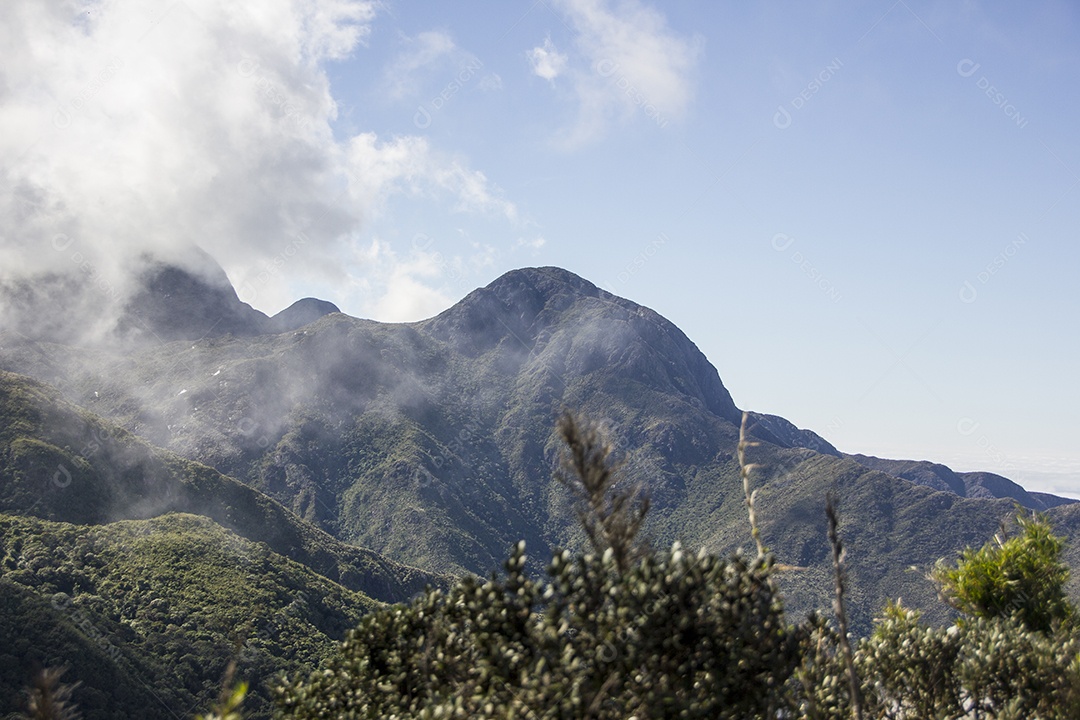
0;370;443;604
0;512;373;719
0;369;458;717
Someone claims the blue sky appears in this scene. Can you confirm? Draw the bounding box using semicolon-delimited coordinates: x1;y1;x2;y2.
321;1;1080;496
3;1;1078;495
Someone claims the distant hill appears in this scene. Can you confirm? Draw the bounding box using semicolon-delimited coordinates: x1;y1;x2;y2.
268;298;342;334
847;454;1076;511
0;370;443;603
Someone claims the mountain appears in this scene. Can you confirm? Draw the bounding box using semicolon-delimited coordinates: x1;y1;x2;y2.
0;370;443;602
269;298;342;334
2;263;1075;629
747;422;1075;512
119;258;272;341
0;512;375;718
846;454;1075;511
4;266;750;574
0;369;446;718
0;247;342;348
117;252;340;341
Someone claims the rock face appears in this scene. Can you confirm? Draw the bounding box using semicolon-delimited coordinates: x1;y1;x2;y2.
424;267;743;425
116;250;341;341
269;298;341;333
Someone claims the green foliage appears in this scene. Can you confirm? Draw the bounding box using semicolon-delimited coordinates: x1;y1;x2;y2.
849;604;1080;719
956;615;1080;719
277;415;798;718
276;541;798;719
788;614;851;719
858;603;964;718
932;510;1075;633
784;607;1080;720
0;513;374;719
795;513;1080;720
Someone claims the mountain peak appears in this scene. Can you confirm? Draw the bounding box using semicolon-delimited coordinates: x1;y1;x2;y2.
422;265;742;425
425;267;629;345
118;258;271;341
269;298;341;333
486;266;606;297
117;250;340;342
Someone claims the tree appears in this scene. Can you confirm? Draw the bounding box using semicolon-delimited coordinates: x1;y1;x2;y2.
931;510;1074;634
827;511;1080;720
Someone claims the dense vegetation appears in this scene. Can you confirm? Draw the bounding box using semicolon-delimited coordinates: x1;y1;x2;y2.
0;371;444;719
0;512;377;718
272;415;1080;719
0;370;442;605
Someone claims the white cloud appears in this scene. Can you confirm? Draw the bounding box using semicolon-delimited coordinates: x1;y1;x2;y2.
345;133;517;222
515;236;547;252
382;30;460;101
382;30;490;105
354;237;454;322
544;0;702;148
477;73;504;92
0;0;515;324
527;37;568;83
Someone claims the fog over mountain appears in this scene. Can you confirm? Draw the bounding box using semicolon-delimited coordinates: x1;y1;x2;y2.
2;257;1074;606
0;0;523;347
5;0;1076;495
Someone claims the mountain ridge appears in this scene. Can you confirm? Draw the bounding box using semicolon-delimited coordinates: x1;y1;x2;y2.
0;259;1075;607
4;254;1069;512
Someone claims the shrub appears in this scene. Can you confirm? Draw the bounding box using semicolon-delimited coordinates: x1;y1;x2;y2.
932;510;1074;634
